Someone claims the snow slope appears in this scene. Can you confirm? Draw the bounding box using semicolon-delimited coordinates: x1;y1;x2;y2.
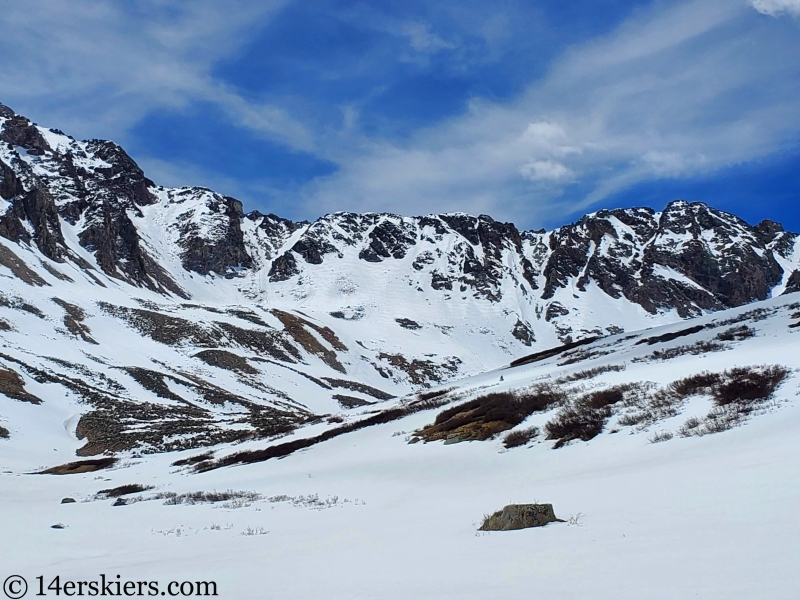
1;294;798;599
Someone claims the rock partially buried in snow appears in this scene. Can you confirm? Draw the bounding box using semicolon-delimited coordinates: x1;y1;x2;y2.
479;504;562;531
60;497;76;504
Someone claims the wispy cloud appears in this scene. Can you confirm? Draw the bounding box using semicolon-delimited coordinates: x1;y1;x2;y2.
0;0;313;150
751;0;800;17
302;0;800;226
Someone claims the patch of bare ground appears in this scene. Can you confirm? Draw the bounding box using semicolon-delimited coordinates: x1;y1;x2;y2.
0;364;41;403
97;483;154;497
0;244;49;286
0;352;304;455
52;298;97;344
635;324;706;345
194;349;258;375
508;336;600;368
376;352;462;386
0;293;46;318
412;385;565;444
322;378;394;400
196;406;411;472
39;457;118;475
39;260;73;282
227;308;270;327
172;451;214;467
271;309;347;372
98;303;302;363
333;394;374;409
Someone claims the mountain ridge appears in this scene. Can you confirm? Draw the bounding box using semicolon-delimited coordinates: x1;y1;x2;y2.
1;99;799;457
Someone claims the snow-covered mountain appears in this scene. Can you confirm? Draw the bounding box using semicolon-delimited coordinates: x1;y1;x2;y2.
1;99;799;458
3;101;800;599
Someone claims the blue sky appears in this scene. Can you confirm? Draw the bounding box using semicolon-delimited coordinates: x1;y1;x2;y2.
0;0;799;231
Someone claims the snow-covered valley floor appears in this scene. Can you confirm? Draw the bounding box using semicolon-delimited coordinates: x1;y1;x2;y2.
2;295;800;599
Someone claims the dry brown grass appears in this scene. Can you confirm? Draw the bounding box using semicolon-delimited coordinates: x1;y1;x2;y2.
39;457;118;475
0;365;41;404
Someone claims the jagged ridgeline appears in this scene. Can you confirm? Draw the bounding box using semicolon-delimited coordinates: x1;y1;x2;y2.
1;99;799;456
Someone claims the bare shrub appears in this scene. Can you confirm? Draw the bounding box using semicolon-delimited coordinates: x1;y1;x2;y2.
545;401;611;448
677;416;702;437
712;365;790;407
502;425;540;449
633;340;727;362
648;430;673;443
241;526;269;536
669;372;722;397
416;387;456;402
158;490;261;506
715;325;756;342
554;364;626;384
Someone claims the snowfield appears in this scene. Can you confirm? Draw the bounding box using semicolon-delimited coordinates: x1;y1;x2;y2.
2;294;799;599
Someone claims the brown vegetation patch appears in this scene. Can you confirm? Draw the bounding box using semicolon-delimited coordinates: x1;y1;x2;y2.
52;298;97;344
97;484;154;497
509;336;600;368
322;377;394;400
712;365;789;406
194;350;258;375
333;394;374;409
502;425;539;448
636;324;706;346
39;457;118;475
271;309;347;372
197;406;411;472
0;293;45;318
414;386;565;444
0;244;49;286
715;325;756;342
555;364;626;384
172;452;214;467
227;308;270;327
0;365;41;403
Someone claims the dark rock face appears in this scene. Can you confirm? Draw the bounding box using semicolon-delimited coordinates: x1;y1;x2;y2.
541;201;791;317
783;270;800;295
512;319;535;346
479;503;561;531
1;116;51;155
358;220;416;262
1;104;798;320
0;185;66;262
268;251;300;282
177;193;253;276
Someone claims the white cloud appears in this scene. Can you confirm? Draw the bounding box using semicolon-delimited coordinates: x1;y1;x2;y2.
0;0;313;151
519;160;572;181
303;0;800;226
751;0;800;17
